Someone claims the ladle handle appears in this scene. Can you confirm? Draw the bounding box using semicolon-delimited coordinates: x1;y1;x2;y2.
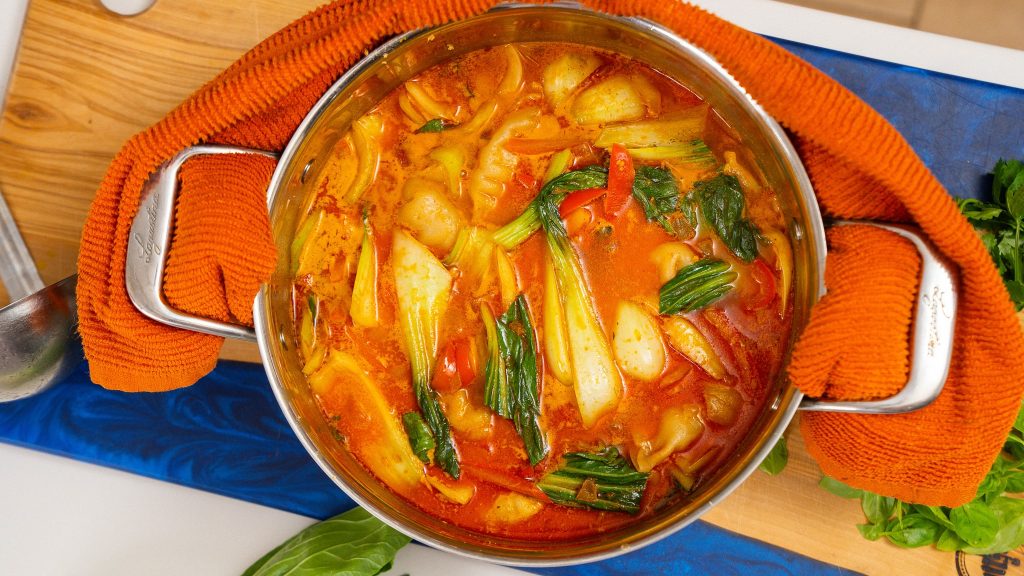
125;145;278;342
0;185;44;301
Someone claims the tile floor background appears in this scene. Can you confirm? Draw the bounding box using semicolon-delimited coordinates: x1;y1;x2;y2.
776;0;1024;51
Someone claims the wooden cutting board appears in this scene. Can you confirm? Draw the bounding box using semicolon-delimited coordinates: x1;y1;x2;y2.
0;1;987;573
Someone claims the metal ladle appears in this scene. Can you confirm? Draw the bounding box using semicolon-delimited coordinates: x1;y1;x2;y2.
0;186;81;402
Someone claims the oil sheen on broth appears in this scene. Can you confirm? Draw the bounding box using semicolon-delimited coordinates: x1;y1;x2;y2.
290;42;793;539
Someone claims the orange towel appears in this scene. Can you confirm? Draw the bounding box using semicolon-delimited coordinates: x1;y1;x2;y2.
77;0;1024;507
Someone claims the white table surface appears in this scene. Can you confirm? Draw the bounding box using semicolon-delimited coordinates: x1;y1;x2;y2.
1;1;1022;575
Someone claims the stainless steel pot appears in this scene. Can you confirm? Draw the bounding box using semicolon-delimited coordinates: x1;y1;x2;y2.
124;4;958;566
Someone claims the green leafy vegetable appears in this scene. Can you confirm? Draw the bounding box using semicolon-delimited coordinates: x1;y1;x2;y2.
690;173;760;262
401;412;435;463
631;165;681;234
416;118;453;133
956;158;1024;310
537;447;649;514
884;515;942;548
758;436;789;476
492;166;608;249
482;295;549;465
659;257;737;314
819;476;863;499
241;507;410;576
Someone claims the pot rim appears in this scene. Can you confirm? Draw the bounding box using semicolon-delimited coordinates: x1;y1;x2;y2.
253;3;825;567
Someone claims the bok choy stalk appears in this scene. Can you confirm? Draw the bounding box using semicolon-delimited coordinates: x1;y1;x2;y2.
392;230;460;478
492;166;608;249
535;182;622;428
350;212;379;327
481;295;548;465
537;447;649;514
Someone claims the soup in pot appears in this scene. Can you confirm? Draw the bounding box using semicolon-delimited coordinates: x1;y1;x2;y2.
290;42;793;539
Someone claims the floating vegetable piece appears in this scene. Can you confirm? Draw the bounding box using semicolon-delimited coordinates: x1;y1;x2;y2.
650;242;699;284
605;144;635;218
416;118;454;133
498;45;524;95
484;493;544;526
425;474;476;505
593;105;708;148
627;140;716;167
430;146;466;198
631;166;681;235
612;301;666;382
482;295;549;465
350;214;379;328
662;316;726;380
469;108;541;219
572;76;652;125
544;149;573;183
703;382;743;426
542;52;601;105
397;187;463;253
403;412;436;463
762;229;793;313
392;230;460;478
558;187;605;219
659;258;737;314
691;173;760;262
445;226;495;285
668;448;720;491
347;114;383;203
543;255;573;386
440;388;493;441
309;351;425;492
537;447;649;514
494;248;519;311
632;405;704;472
493;166;608;249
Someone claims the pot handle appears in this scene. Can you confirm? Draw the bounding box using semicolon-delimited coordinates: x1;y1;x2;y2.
125;145;278;342
798;220;958;414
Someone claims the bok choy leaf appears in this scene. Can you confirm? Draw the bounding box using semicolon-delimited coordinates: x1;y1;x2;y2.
492;166;608;249
537;447;649;514
659;258;737;314
689;173;760;262
482;295;548;465
392;230;460;478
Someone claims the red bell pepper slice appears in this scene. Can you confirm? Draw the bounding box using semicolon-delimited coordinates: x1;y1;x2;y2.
604;144;635;218
454;338;476;387
558;187;606;219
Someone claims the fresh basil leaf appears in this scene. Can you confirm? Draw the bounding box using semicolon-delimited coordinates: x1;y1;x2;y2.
993;159;1024;206
956;198;1005;223
759;437;788;475
962;496;1024;555
691;174;761;262
884;515;942;548
819;476;863;499
241;507;411;576
861;492;896;525
1007;180;1024;221
857;522;885;541
936;528;964;552
910;504;954;530
950;501;1000;548
1005;280;1024;309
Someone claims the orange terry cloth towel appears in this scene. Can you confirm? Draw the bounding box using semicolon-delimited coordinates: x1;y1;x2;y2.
77;0;1024;507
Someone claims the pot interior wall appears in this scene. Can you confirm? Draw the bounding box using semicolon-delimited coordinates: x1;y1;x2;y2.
255;5;823;565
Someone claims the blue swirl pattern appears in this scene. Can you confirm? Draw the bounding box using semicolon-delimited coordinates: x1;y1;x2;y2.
2;39;1020;575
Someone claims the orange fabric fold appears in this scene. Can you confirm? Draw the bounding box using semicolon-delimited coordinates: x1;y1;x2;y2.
77;0;1024;506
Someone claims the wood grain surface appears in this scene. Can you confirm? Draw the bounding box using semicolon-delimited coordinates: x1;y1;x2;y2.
0;1;997;574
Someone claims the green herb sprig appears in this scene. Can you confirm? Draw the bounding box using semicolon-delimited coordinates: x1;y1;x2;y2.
957;158;1024;309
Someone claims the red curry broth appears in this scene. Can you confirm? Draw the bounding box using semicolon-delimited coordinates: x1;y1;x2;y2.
291;42;792;539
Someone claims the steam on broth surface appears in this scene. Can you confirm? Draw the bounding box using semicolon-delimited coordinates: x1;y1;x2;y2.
291;42;792;538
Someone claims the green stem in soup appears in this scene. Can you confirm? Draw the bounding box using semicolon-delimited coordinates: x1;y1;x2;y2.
392;230;460;478
482;294;548;466
659;257;737;315
492;166;608;249
537;447;649;514
350;212;379;328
